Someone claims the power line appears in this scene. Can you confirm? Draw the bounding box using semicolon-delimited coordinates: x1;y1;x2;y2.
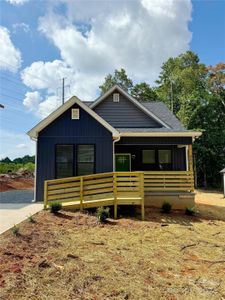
0;59;61;86
0;75;28;89
0;92;25;103
1;86;26;97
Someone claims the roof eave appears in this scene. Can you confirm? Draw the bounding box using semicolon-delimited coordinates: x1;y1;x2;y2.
27;96;120;139
119;131;202;138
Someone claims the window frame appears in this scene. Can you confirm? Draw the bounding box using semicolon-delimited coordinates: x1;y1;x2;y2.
76;144;96;176
141;148;173;171
55;144;75;179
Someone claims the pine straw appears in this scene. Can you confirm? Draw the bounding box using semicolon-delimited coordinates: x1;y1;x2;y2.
0;206;225;300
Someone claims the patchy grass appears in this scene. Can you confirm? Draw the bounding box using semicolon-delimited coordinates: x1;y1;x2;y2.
0;204;225;300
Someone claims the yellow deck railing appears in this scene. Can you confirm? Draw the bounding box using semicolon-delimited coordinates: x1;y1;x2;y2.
44;172;145;220
144;171;194;192
44;171;194;219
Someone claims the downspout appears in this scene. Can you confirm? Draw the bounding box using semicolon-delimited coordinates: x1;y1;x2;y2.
112;135;121;171
30;136;37;202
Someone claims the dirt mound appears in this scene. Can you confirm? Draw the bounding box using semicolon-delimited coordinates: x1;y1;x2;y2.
0;175;34;192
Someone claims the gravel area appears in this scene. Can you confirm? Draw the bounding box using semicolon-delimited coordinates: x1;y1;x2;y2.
0;190;34;203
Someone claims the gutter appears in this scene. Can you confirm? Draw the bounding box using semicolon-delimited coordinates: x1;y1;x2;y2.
30;136;37;202
112;135;121;171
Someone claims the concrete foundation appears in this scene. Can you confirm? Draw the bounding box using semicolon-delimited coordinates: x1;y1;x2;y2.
144;192;195;210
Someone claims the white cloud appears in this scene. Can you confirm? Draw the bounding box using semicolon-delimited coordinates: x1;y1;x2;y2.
0;26;22;72
38;0;192;84
0;129;35;160
12;22;30;33
23;91;59;118
22;0;192;118
5;0;29;5
16;143;28;149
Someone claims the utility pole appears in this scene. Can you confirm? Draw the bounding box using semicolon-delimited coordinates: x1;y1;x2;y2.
170;78;174;113
62;78;65;105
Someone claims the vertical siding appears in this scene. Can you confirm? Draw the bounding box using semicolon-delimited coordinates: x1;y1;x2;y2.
36;104;113;201
173;147;186;171
117;137;192;145
94;91;161;128
115;144;186;171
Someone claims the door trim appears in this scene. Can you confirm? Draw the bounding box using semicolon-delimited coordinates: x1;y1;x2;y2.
115;153;131;171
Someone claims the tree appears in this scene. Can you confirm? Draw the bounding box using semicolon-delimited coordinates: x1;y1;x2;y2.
0;157;11;163
155;51;207;127
131;82;158;102
99;68;133;94
206;62;225;95
188;95;225;188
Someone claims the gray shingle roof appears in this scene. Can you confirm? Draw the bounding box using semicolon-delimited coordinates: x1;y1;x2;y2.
140;102;186;131
83;99;186;132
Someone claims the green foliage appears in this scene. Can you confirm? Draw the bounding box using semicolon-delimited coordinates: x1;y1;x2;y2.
99;68;133;94
188;96;225;188
156;51;207;127
161;202;172;213
27;214;35;223
49;201;62;214
0;155;35;174
131;82;158;102
96;207;110;222
0;162;35;174
11;225;20;236
185;207;195;216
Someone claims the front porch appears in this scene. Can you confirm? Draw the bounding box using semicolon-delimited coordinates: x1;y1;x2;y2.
44;170;195;220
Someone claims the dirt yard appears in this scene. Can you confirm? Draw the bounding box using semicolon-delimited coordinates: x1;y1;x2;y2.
0;177;34;192
0;192;224;300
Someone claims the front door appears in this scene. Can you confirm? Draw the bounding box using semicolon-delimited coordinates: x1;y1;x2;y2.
115;153;131;171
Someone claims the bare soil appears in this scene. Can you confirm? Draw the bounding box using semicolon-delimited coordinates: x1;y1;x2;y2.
0;177;34;192
0;194;225;300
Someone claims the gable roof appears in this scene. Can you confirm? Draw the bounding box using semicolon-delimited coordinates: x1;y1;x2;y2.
90;85;170;129
27;96;120;139
140;102;186;131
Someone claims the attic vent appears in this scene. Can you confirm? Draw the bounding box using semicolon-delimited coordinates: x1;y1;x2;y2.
113;93;120;102
71;108;80;120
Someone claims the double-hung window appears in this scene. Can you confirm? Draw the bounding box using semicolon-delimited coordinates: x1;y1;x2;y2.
56;145;73;178
77;145;95;176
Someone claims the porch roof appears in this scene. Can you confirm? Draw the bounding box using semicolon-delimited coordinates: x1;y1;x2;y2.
116;128;202;138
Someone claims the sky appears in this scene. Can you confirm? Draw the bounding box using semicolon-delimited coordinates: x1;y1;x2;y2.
0;0;225;159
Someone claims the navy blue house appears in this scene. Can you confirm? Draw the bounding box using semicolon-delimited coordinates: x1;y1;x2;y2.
28;85;201;202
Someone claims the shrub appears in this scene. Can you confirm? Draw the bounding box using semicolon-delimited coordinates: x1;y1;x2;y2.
11;225;20;236
161;202;172;213
185;207;195;216
96;207;110;223
49;201;62;213
27;214;35;223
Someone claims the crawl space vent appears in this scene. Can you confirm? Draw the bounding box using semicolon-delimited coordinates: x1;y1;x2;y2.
71;108;80;120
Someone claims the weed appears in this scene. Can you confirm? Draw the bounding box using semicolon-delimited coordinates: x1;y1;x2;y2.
161;202;172;213
96;207;110;223
11;225;20;236
49;201;62;214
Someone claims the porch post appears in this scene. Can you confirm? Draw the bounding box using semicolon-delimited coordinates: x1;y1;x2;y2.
188;145;195;191
188;145;193;173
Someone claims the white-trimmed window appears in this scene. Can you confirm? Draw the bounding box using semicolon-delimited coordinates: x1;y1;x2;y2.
71;108;80;119
113;93;120;102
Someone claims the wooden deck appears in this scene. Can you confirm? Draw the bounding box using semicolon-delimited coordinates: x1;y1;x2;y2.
44;171;194;220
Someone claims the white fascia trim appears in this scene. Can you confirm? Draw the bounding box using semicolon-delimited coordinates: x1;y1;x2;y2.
119;131;202;138
90;85;171;129
27;96;120;139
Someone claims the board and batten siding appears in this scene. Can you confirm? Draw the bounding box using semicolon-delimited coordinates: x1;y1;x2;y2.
36;104;113;201
93;92;161;128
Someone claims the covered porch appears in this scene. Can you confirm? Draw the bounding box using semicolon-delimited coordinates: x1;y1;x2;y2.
114;136;195;209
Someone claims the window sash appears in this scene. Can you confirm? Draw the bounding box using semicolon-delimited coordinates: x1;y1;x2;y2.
142;150;156;164
56;145;74;178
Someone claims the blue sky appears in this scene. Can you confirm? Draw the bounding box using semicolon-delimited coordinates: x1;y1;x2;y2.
0;0;224;159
